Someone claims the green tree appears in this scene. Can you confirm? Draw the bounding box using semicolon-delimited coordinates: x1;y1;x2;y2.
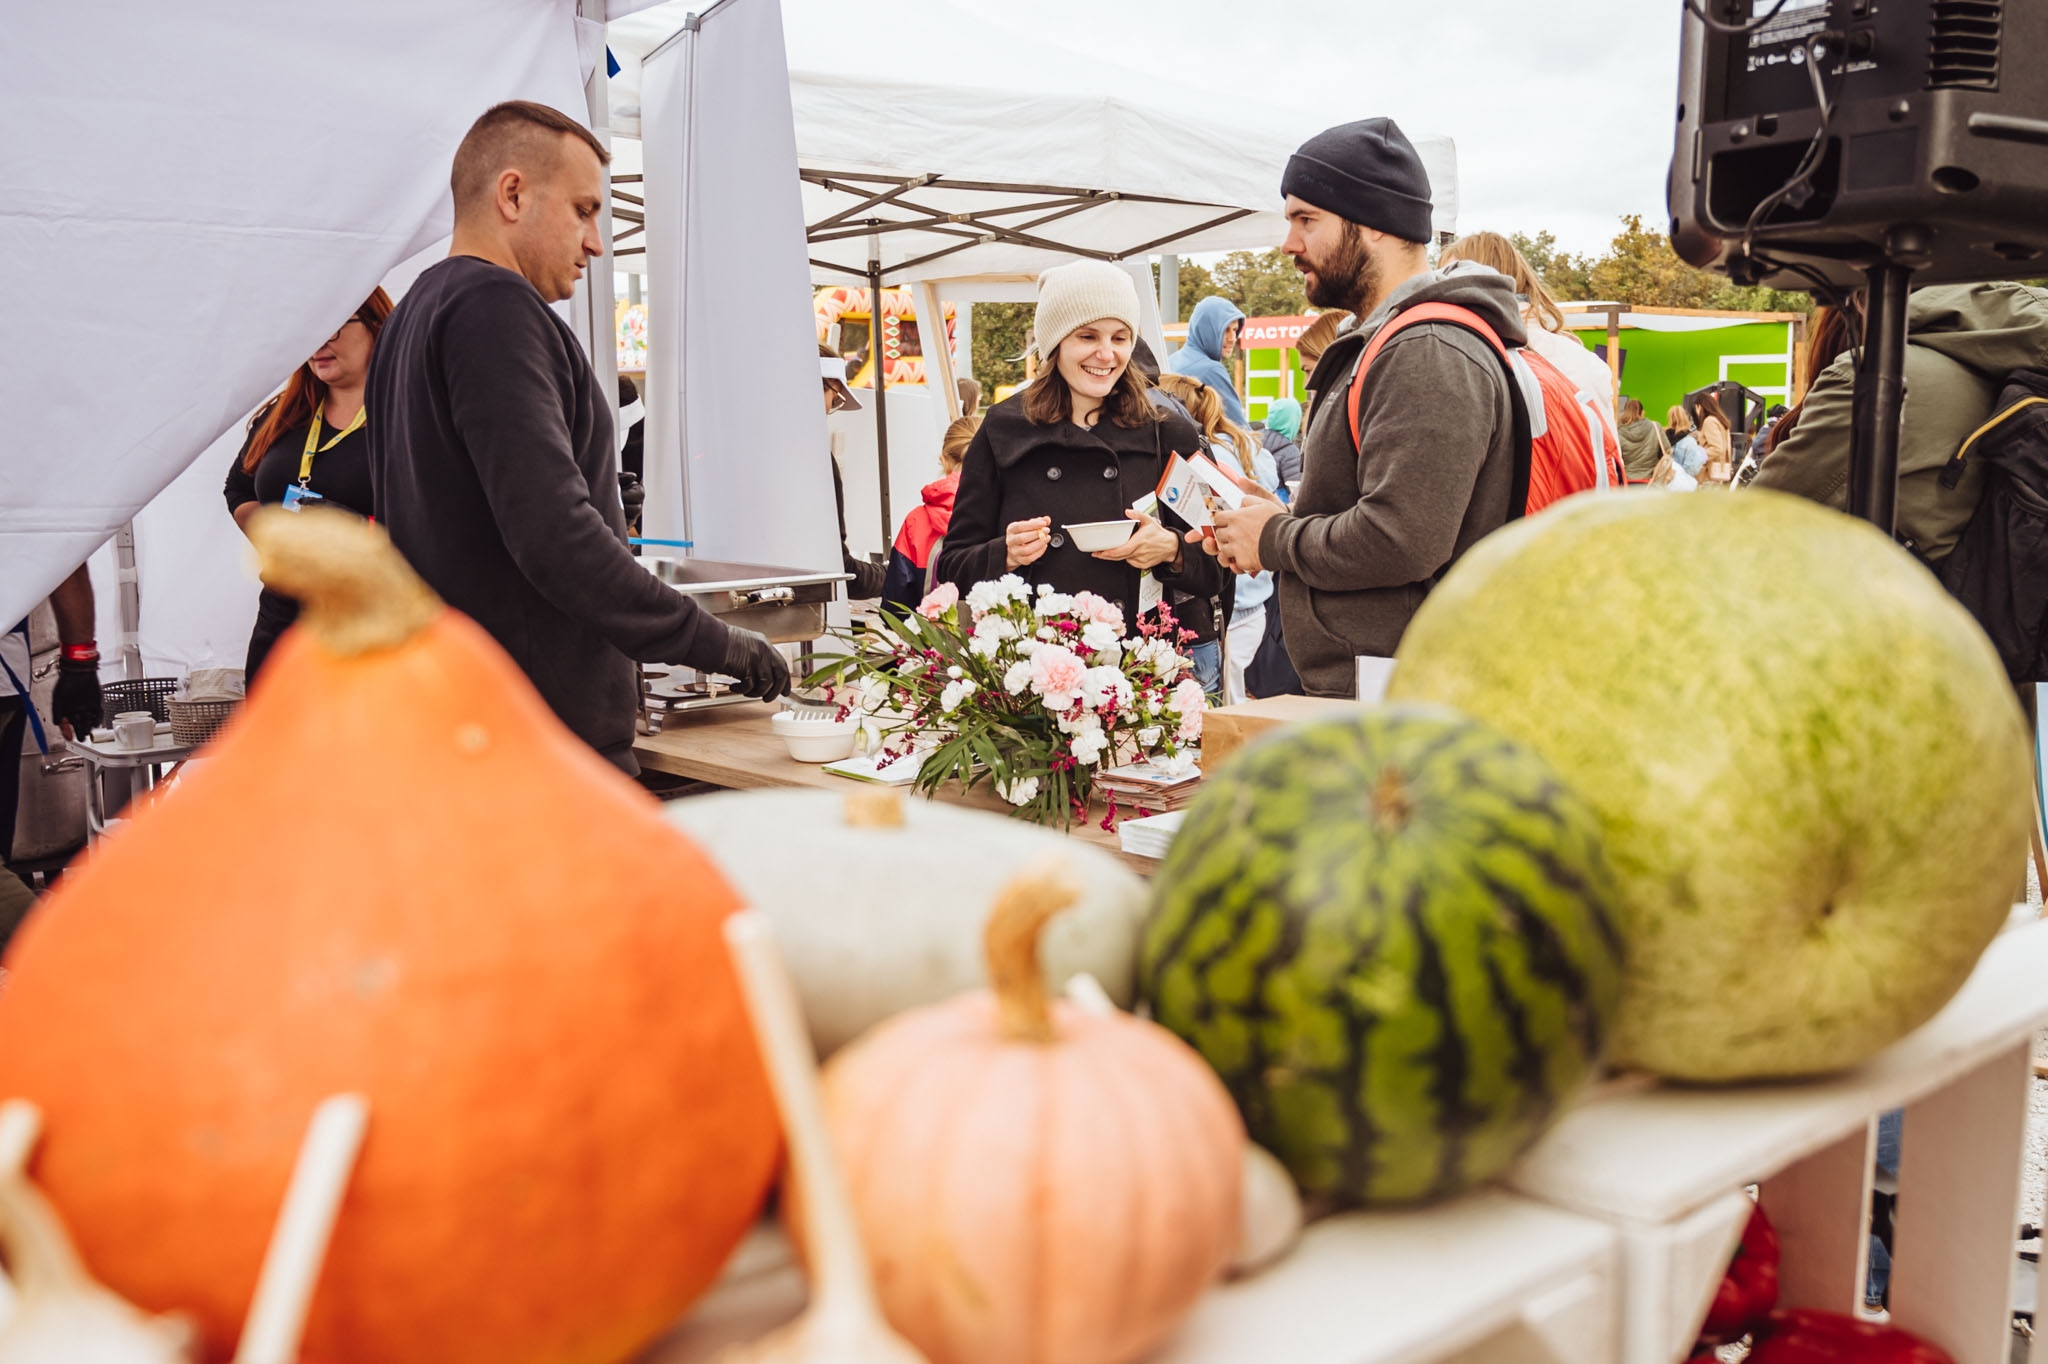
1210;248;1310;317
1508;229;1595;301
971;302;1033;392
1580;214;1809;313
1152;257;1217;321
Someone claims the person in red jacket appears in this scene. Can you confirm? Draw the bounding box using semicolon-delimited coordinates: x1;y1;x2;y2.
880;414;978;614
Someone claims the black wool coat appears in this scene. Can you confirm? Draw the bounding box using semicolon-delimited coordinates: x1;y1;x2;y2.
937;395;1224;635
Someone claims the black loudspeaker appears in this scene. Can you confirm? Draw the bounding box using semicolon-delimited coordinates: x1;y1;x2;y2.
1669;0;2048;290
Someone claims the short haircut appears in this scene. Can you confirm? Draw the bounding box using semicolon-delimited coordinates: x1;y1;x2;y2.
451;101;609;213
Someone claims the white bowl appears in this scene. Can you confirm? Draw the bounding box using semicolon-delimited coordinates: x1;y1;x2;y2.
1064;519;1138;552
770;709;860;763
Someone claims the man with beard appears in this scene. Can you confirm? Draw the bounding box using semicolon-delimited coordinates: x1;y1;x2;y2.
1192;118;1527;697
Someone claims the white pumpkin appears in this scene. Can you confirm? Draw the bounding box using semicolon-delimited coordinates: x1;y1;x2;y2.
662;789;1148;1056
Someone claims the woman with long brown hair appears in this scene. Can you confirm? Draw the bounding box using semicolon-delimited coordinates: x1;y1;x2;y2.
1438;231;1619;420
223;288;392;680
938;262;1222;654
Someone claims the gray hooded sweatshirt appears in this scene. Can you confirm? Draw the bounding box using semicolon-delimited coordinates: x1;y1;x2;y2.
1257;267;1528;695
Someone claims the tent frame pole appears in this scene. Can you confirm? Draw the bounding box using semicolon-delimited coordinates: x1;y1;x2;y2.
869;232;892;549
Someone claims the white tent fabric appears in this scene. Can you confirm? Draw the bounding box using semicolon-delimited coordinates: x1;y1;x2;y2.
603;0;1458;280
637;0;840;571
0;0;588;633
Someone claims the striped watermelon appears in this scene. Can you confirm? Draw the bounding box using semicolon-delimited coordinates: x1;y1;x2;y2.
1140;707;1623;1206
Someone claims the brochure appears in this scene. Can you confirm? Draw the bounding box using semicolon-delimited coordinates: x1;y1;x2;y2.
1154;452;1246;533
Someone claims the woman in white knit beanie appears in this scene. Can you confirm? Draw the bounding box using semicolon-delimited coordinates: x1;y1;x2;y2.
933;260;1225;662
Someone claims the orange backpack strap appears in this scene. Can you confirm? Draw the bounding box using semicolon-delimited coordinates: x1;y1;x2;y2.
1345;301;1529;518
1346;302;1511;445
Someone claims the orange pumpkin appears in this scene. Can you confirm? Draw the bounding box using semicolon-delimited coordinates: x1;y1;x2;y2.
0;509;779;1364
817;864;1243;1364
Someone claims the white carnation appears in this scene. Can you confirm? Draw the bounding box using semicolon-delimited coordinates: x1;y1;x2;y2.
997;775;1040;806
1034;591;1076;618
940;678;976;713
1159;751;1196;779
1080;665;1132;712
1137;726;1163;747
1081;621;1121;653
1069;720;1110;766
966;579;1011;614
1003;661;1034;695
999;574;1032;603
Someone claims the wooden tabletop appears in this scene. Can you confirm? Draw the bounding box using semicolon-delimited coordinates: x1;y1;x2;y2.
634;705;1153;870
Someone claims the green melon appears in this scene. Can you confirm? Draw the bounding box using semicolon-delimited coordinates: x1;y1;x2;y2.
1387;489;2032;1082
1141;706;1624;1207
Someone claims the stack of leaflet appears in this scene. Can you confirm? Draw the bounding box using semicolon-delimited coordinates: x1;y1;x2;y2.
1096;760;1202;814
1117;809;1185;861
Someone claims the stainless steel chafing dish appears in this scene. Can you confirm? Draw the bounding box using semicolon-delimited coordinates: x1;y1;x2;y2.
636;556;851;724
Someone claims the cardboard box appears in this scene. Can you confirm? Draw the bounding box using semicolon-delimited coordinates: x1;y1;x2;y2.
1201;695;1360;772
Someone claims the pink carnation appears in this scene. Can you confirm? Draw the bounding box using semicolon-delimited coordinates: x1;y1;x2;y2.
918;581;960;619
1070;591;1125;630
1029;644;1088;709
1172;678;1206;741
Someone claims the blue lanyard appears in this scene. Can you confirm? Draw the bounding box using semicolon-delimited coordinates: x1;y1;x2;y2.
0;622;48;756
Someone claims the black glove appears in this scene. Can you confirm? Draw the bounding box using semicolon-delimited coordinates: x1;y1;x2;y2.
52;658;103;739
721;627;791;702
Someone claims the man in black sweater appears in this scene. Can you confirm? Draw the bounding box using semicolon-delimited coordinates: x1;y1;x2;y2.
369;101;787;774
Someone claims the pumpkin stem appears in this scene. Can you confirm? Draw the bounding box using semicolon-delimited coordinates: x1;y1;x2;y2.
247;507;440;657
984;860;1080;1044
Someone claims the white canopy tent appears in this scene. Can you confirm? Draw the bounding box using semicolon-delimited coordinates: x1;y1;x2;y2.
0;0;609;654
3;0;1457;681
606;0;1459;557
604;0;1458;283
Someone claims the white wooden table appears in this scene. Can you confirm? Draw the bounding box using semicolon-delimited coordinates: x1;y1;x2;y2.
62;731;195;841
643;1192;1625;1364
1508;909;2048;1364
641;914;2048;1364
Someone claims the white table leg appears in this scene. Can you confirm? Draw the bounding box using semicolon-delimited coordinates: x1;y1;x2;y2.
1889;1038;2030;1364
1614;1190;1751;1364
1438;1267;1620;1364
1758;1119;1874;1312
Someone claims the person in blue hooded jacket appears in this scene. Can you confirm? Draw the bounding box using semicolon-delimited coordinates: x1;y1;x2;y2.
1169;295;1249;427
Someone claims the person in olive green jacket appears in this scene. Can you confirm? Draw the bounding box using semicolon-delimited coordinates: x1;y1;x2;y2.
1754;282;2048;563
1615;396;1668;483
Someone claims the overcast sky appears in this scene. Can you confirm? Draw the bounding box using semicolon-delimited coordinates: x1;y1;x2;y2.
982;0;1688;258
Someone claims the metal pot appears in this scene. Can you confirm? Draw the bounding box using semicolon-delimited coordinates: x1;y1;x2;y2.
11;644;87;862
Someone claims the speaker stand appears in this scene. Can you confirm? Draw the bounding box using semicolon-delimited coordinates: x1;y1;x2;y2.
1847;225;1932;533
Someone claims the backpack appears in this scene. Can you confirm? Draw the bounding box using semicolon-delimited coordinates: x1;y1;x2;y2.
1348;302;1625;517
1935;369;2048;683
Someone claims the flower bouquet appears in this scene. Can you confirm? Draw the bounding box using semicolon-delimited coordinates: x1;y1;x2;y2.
803;576;1205;828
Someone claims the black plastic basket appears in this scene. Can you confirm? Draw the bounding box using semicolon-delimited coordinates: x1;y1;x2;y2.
100;677;179;727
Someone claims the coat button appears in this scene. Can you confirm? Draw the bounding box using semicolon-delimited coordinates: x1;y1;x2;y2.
1046;466;1063;481
1049;532;1067;549
1102;465;1118;480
